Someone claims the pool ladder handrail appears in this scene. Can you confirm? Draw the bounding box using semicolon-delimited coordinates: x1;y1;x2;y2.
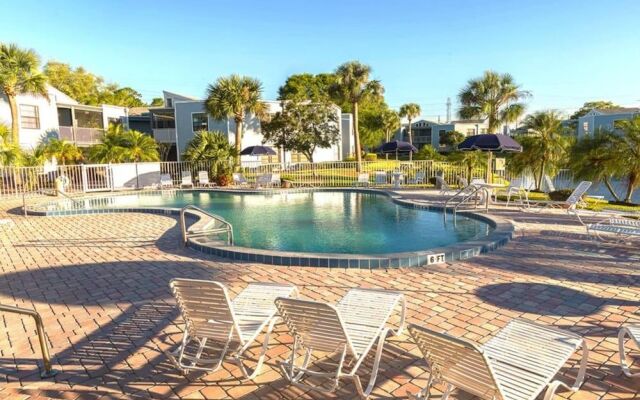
444;184;489;222
0;304;58;378
180;205;234;246
22;188;79;216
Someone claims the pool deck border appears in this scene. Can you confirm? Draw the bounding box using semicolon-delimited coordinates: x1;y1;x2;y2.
25;188;515;268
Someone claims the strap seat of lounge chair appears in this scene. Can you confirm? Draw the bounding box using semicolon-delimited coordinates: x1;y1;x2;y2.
619;324;640;377
168;279;297;379
275;288;406;398
408;318;588;400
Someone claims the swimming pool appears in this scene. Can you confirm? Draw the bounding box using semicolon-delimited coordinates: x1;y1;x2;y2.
36;189;493;255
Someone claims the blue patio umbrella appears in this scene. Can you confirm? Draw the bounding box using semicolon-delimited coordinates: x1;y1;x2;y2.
457;134;522;183
239;145;277;156
378;140;418;160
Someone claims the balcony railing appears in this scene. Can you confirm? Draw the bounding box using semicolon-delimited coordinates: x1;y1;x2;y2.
153;128;176;143
58;126;104;146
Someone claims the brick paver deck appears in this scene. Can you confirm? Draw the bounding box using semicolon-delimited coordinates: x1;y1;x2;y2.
0;193;639;399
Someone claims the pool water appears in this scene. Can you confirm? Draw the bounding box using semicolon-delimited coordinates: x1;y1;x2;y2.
74;190;492;254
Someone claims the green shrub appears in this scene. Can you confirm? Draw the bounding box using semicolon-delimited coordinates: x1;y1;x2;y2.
364;153;377;161
345;155;356;161
548;189;573;201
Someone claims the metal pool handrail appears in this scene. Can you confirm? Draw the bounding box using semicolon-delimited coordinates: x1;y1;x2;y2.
0;304;58;378
444;185;489;222
180;205;234;246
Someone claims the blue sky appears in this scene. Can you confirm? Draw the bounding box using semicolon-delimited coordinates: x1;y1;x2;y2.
3;0;639;119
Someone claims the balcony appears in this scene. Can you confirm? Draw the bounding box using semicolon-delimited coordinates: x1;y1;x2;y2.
58;126;104;146
153;128;176;143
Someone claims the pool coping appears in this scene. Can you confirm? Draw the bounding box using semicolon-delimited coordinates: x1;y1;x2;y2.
26;188;515;268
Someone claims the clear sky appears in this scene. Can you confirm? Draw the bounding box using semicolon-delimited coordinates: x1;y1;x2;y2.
2;0;639;120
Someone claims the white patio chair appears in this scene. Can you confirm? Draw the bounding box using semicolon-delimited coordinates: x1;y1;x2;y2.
457;176;469;188
409;171;426;185
528;181;593;223
435;176;455;195
544;174;556;193
587;217;640;241
180;171;194;188
352;173;370;187
168;279;298;379
198;171;216;187
270;173;281;188
232;173;249;186
619;325;640;377
255;173;272;188
275;288;406;398
160;173;173;189
408;319;588;400
374;171;387;186
504;177;529;207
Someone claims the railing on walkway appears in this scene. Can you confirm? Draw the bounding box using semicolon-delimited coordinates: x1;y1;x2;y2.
180;205;234;246
0;304;58;378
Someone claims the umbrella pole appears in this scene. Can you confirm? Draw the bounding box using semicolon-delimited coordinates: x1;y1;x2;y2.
486;152;492;184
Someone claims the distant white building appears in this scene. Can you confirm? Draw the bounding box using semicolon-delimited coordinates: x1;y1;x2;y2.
398;119;490;150
0;85;128;150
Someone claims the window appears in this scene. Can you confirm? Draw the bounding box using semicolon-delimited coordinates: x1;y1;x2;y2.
466;128;475;135
583;122;589;134
20;105;40;129
480;128;487;134
192;113;208;132
166;98;172;108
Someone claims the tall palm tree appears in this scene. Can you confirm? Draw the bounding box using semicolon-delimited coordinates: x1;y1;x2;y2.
121;130;159;162
205;75;265;166
611;117;640;202
380;109;400;142
458;70;529;133
399;103;421;145
0;124;21;166
0;43;49;143
569;131;622;202
42;139;82;165
331;61;384;169
509;111;571;190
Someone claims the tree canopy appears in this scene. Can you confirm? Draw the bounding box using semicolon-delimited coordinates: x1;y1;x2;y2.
569;101;621;120
278;73;336;103
89;124;159;163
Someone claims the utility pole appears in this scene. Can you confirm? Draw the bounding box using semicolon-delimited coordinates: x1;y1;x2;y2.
446;97;451;123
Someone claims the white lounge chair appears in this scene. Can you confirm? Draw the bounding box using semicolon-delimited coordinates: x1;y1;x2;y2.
275;288;406;398
255;173;272;188
528;181;593;222
504;177;529;207
544;174;556;193
168;279;298;378
352;173;370;187
160;173;173;189
409;171;426;185
457;176;469;188
587;217;640;241
270;173;281;188
374;171;387;186
408;319;588;400
435;176;455;195
619;325;640;377
198;170;216;187
232;173;249;186
180;171;194;188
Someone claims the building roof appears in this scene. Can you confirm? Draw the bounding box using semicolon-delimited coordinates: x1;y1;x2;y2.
129;107;150;116
450;118;487;124
591;107;640;115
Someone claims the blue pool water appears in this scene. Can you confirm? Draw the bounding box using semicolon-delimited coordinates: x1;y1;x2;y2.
66;190;492;254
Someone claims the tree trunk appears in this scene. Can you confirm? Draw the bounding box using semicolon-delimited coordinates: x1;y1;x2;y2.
536;158;546;191
235;118;243;167
625;172;638;203
408;119;413;161
8;96;19;144
353;102;362;171
603;176;621;203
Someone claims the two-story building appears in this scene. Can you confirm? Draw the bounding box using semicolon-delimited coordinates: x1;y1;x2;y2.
577;107;640;138
399;119;490;150
0;85;128;150
138;90;353;164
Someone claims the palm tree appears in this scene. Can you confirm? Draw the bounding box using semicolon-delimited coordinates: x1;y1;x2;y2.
569;131;622;202
509;111;571;190
183;130;238;179
331;61;384;169
42;139;82;165
89;124;127;163
0;124;21;166
380;109;400;143
458;70;529;133
121;130;159;162
0;43;49;143
399;103;421;145
205;75;265;166
611;117;640;202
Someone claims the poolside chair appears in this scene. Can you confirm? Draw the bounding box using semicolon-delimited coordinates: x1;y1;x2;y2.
352;173;370;187
435;176;455;195
275;288;406;398
160;173;173;189
618;325;640;377
457;176;469;188
409;171;426;185
504;177;529;207
197;171;216;187
374;171;387;186
232;173;249;186
528;181;593;222
587;217;640;241
255;173;272;188
543;174;556;193
270;173;281;188
408;319;588;400
168;279;298;379
180;171;194;188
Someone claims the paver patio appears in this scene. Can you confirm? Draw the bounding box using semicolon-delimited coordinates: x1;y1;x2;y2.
0;192;639;399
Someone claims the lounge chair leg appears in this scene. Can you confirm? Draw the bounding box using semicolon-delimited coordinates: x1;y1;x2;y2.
542;339;589;400
235;316;280;379
619;327;640;377
193;337;208;367
441;383;453;400
408;370;435;400
353;328;391;399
